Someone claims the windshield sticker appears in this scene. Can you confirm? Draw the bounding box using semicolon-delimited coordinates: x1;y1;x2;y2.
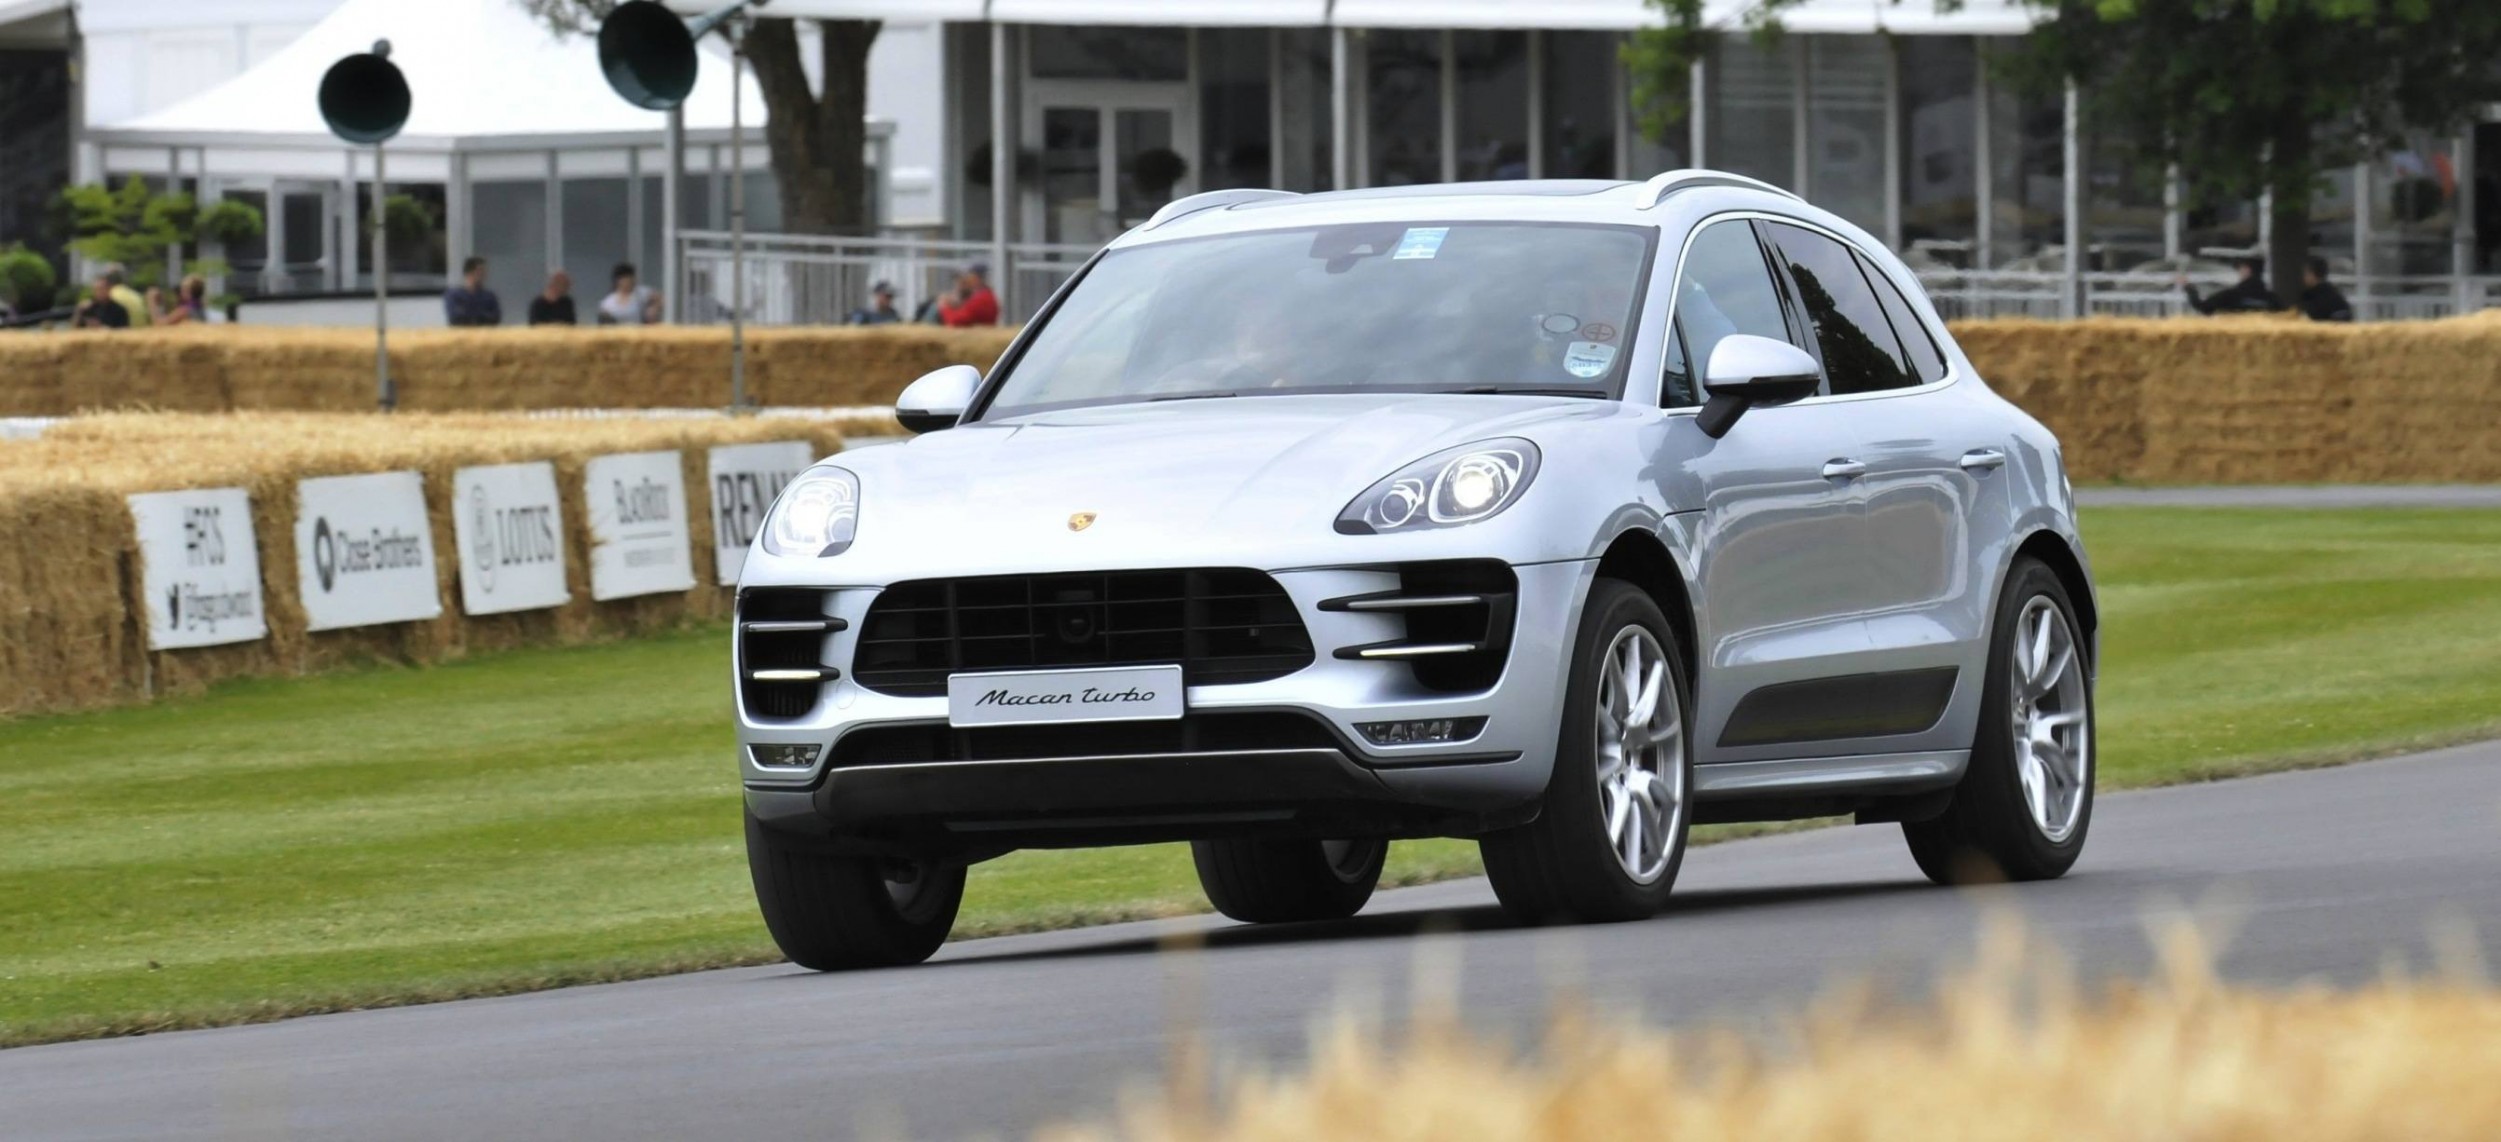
1580;322;1617;342
1539;312;1581;336
1393;227;1451;260
1563;341;1617;378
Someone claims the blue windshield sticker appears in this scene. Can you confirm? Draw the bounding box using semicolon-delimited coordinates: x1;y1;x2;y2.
1392;227;1450;260
1563;340;1617;379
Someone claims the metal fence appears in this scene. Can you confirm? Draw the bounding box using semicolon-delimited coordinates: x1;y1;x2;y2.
679;229;2501;329
675;231;1096;328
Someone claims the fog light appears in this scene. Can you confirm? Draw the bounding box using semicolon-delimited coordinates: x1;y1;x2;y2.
748;743;822;769
1355;717;1486;746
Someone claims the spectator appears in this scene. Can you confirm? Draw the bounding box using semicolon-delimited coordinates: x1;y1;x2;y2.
2298;256;2355;323
527;271;577;326
2177;256;2277;315
444;257;503;326
150;275;209;325
72;274;130;329
937;261;1000;327
848;280;902;325
596;262;663;325
102;265;150;327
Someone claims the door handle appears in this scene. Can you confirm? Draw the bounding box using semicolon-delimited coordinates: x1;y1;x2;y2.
1821;459;1868;480
1959;448;2009;472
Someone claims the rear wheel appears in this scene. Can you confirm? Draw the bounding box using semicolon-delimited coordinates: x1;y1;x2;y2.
1903;557;2095;884
1480;579;1693;923
1191;837;1386;923
746;812;964;970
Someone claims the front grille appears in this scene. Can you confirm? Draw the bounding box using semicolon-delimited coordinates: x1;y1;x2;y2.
851;568;1314;697
829;711;1343;766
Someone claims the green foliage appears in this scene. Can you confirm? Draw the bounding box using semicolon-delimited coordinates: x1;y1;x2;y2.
382;194;440;246
52;178;266;290
1624;0;1808;147
0;243;56;308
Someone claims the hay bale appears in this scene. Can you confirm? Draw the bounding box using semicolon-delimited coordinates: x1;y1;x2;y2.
0;412;851;717
0;336;69;416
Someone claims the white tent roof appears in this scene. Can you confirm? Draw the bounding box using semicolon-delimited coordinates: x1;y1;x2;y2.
741;0;2035;32
104;0;767;145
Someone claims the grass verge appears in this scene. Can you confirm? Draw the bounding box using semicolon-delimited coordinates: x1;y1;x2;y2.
3;506;2498;1046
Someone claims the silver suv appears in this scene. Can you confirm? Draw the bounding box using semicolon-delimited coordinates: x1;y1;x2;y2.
734;172;2097;969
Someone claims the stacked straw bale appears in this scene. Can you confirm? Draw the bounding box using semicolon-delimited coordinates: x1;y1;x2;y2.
0;326;1019;416
0;412;853;717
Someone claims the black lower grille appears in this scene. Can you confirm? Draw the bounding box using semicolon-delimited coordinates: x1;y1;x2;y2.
851;568;1314;697
829;711;1343;766
739;589;833;719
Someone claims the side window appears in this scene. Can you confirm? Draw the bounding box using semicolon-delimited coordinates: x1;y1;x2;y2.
1857;249;1950;385
1661;323;1698;408
1762;222;1917;395
1672;220;1793;392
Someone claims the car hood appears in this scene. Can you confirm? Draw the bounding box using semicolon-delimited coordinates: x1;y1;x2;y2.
832;393;1612;572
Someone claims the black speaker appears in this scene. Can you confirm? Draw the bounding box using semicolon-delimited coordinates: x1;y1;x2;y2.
599;0;701;110
317;42;410;145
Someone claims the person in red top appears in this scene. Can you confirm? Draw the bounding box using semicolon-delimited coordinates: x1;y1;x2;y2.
937;261;1000;327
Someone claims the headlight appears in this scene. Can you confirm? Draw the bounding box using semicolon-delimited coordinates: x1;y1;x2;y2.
761;467;860;557
1336;439;1541;535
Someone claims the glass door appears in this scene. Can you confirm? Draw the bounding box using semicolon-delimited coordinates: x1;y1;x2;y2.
1024;81;1195;247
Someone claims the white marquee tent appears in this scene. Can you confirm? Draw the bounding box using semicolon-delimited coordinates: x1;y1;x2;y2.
85;0;890;307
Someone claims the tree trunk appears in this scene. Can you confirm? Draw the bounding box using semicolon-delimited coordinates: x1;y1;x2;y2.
744;19;881;236
2267;118;2314;312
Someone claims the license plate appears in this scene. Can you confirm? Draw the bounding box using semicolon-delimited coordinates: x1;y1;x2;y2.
945;664;1185;728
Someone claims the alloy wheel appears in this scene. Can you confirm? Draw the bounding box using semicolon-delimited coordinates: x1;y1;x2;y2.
2008;597;2091;843
1592;625;1685;884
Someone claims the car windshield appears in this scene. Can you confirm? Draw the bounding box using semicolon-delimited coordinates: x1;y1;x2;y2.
981;221;1657;418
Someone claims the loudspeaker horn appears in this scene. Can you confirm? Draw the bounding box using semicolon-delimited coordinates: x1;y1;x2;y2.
598;0;766;111
317;40;410;145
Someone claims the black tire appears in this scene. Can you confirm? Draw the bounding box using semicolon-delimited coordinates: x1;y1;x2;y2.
1480;579;1694;923
745;811;965;970
1903;556;2096;885
1190;837;1385;923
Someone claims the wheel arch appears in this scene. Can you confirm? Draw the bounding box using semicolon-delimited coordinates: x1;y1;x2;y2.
2010;529;2098;667
1593;528;1698;680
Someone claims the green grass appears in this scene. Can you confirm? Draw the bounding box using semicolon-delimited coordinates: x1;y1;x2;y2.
4;507;2499;1046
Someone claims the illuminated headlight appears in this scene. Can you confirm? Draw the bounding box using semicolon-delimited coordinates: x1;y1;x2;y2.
1337;439;1540;534
761;467;861;557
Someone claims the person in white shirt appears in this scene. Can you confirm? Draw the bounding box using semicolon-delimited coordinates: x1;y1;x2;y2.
596;262;663;325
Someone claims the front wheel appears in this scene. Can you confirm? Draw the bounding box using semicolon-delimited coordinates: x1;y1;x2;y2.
1191;837;1385;923
746;812;965;970
1903;556;2095;884
1480;579;1694;923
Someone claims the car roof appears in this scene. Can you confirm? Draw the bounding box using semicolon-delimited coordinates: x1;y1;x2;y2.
1111;172;1829;249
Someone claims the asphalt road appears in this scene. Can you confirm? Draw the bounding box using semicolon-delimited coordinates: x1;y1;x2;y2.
7;741;2499;1142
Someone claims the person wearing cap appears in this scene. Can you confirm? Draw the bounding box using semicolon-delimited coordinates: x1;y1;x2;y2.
848;280;903;325
937;262;1000;327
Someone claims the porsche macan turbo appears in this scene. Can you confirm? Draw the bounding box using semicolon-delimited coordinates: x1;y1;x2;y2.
734;171;2098;969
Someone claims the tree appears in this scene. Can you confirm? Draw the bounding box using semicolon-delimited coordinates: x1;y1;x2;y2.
520;1;881;235
52;177;264;289
1628;0;2501;309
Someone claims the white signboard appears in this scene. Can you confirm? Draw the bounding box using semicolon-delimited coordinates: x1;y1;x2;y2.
296;471;442;631
585;451;696;601
708;440;816;584
129;488;268;649
452;462;570;615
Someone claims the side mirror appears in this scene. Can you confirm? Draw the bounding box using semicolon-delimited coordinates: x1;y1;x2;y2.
1695;335;1821;439
895;364;982;434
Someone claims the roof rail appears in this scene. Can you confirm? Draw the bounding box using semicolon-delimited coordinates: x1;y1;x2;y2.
1141;188;1301;230
1633;169;1803;210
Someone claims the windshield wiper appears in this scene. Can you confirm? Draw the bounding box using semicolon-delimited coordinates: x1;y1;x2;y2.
1149;391;1240;402
1437;386;1610;399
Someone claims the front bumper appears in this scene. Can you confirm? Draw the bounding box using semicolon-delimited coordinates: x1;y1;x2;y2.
737;559;1593;855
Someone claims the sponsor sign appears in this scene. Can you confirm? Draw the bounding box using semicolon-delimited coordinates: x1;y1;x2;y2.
707;440;816;584
584;451;696;601
129;488;267;649
946;664;1185;728
452;462;570;615
295;471;442;631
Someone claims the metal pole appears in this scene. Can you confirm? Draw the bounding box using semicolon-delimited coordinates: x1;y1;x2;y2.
1689;56;1707;169
664;105;683;324
990;20;1010;315
1525;29;1544;179
1330;26;1349;190
1973;52;1993;270
730;18;749;413
2061;79;2082;319
1882;36;1902;250
373;144;392;410
2352;160;2371;315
